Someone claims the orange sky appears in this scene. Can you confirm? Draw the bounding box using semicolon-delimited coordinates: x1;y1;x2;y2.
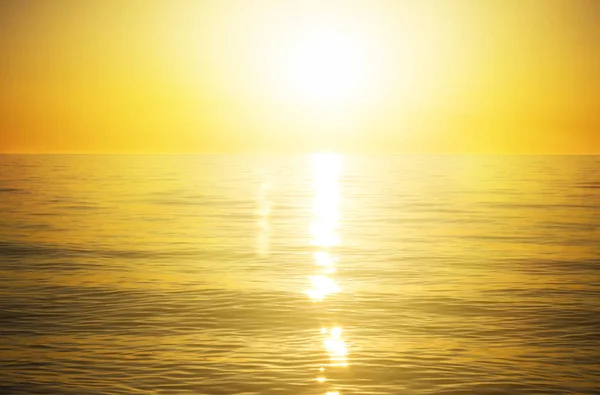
1;0;599;154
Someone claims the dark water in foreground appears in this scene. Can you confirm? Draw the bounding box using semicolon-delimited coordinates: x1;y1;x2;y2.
1;154;599;395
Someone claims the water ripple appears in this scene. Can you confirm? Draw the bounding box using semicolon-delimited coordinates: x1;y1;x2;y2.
1;155;599;394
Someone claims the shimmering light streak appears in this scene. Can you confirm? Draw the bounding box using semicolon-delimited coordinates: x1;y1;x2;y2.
306;153;348;395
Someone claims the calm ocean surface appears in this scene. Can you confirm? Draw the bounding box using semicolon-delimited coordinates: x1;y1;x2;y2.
1;154;599;395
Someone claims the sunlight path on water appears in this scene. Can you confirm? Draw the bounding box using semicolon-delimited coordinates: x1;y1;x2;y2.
306;153;348;394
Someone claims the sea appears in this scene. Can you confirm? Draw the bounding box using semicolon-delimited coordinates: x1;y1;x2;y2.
0;154;599;395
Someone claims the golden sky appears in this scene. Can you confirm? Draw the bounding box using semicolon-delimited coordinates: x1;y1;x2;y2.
1;0;599;153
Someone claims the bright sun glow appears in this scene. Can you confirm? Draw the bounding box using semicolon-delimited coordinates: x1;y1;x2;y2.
175;1;458;143
249;4;391;118
278;26;369;105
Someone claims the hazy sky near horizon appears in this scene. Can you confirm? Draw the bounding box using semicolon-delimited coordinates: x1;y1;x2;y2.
1;0;599;153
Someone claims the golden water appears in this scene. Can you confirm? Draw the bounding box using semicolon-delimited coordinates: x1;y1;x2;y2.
1;154;599;394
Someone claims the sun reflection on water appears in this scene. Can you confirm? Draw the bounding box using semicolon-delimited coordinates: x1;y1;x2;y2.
306;153;347;394
307;153;342;301
306;275;340;301
323;326;348;367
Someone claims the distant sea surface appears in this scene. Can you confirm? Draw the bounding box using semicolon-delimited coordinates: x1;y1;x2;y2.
1;154;599;395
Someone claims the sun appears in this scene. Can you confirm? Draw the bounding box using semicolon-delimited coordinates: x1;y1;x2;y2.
259;8;390;114
276;25;370;105
172;0;445;142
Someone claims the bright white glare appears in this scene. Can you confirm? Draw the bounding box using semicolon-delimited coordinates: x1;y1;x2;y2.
278;27;369;105
310;153;342;247
324;326;348;366
306;275;340;301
